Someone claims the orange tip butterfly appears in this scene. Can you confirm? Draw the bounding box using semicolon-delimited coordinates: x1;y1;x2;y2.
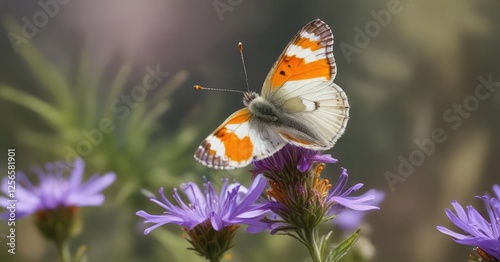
194;19;349;169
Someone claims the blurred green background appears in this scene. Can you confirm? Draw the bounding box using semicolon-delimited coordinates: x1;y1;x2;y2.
1;0;499;261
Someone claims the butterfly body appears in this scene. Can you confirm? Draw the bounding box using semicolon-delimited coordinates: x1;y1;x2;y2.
195;19;349;169
246;95;279;121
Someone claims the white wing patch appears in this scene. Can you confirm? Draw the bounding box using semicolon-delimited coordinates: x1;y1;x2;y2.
300;99;318;111
299;31;321;41
286;44;327;63
270;79;328;101
248;121;287;160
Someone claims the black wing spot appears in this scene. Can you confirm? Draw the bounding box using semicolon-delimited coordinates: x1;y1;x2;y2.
279;70;286;76
314;101;320;110
287;64;291;68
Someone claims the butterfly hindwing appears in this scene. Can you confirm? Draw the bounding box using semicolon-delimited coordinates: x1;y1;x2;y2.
276;81;349;149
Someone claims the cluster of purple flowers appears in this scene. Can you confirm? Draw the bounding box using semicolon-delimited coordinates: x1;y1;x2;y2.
137;144;382;260
5;147;498;261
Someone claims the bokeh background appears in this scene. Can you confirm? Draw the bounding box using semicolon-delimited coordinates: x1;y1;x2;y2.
1;0;499;261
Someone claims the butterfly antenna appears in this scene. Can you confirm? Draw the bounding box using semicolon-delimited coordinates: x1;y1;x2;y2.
193;43;250;94
238;42;250;92
193;85;244;93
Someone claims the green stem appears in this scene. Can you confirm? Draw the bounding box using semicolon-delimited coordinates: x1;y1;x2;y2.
304;228;322;262
56;241;71;262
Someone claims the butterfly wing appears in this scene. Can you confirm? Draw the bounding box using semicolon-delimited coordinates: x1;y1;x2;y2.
261;19;349;150
194;108;286;169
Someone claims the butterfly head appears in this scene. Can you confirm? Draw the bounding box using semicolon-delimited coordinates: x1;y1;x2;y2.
243;91;259;106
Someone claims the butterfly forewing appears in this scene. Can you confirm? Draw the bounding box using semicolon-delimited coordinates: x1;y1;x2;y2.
261;19;336;98
194;108;287;169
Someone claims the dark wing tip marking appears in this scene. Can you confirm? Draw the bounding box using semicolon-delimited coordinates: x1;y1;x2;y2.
301;19;336;79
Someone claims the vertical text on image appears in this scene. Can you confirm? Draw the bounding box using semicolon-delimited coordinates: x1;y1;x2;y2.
6;148;17;254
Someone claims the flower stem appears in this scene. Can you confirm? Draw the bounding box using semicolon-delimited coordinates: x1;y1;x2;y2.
304;228;322;262
209;257;221;262
56;241;71;262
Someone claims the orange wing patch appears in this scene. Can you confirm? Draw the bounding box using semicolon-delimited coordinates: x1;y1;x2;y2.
226;109;250;124
295;37;322;51
271;56;330;88
214;127;254;163
194;108;256;169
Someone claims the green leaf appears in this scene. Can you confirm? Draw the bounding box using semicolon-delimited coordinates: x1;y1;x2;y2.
75;49;100;128
327;229;360;262
3;17;73;113
134;100;171;141
125;102;147;154
320;231;334;259
151;71;188;107
18;130;63;155
0;86;64;128
105;61;133;118
151;228;203;262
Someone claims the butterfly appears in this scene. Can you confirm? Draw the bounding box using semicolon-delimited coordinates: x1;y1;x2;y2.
194;19;349;169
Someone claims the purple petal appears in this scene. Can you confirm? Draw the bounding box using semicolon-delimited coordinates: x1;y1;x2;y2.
493;184;500;200
332;196;379;211
436;225;469;240
181;182;205;207
333;189;385;230
311;154;337;164
68;158;85;188
77;172;116;196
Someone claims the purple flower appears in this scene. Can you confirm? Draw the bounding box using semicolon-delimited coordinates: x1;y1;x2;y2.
250;144;381;234
437;184;500;260
253;144;337;175
136;175;269;234
250;145;383;262
0;158;116;219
